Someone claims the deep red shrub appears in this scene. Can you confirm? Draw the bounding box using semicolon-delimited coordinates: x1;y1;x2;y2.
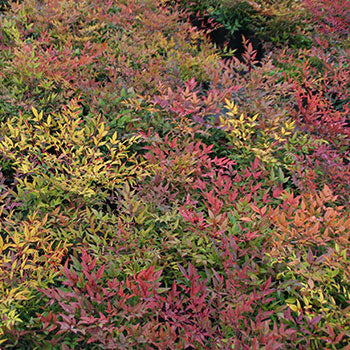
38;248;295;349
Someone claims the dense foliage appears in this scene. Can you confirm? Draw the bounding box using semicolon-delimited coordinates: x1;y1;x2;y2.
0;0;349;348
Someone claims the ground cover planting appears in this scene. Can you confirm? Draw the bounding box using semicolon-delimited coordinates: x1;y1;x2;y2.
0;0;349;348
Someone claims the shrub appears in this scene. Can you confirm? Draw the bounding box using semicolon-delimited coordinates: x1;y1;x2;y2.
0;98;147;213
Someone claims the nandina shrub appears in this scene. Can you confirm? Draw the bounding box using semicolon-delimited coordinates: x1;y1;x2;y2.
135;133;238;276
122;73;244;145
0;0;107;117
36;249;197;348
0;98;147;215
293;76;350;149
291;143;350;205
0;98;152;284
218;99;299;168
264;33;349;203
149;77;241;128
200;38;297;132
37;248;296;348
141;134;236;206
275;40;349;203
138;39;316;181
178;156;287;248
0;209;69;345
0;0;225;124
200;94;326;199
267;186;350;348
303;0;350;37
275;36;350;147
174;162;350;348
37;250;165;349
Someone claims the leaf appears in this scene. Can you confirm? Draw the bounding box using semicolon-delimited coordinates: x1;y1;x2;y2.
240;217;252;222
307;248;314;264
288;304;299;312
327;324;335;341
96;265;105;280
32;106;38;118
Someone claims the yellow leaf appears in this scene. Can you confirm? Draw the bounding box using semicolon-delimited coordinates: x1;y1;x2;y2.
31;106;38;118
319;292;325;303
288;304;298;312
224;99;234;109
110;131;118;144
